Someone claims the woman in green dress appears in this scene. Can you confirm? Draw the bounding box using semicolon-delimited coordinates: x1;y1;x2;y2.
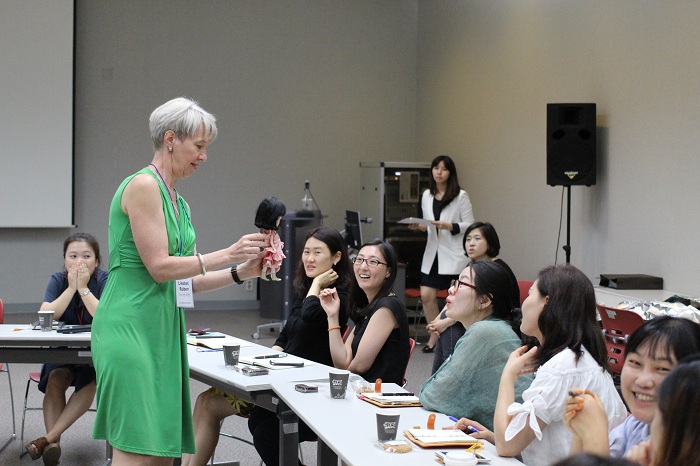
92;97;268;465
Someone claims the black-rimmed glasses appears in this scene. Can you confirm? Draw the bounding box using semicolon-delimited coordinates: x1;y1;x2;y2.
450;279;477;292
352;257;387;267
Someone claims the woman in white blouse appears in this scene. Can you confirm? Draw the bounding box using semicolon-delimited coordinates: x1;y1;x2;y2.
409;155;473;353
492;264;627;466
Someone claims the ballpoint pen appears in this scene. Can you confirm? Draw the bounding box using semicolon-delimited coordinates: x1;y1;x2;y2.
380;392;415;396
254;353;287;359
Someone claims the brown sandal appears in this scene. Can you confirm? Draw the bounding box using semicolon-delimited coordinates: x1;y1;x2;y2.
42;443;61;466
25;437;49;460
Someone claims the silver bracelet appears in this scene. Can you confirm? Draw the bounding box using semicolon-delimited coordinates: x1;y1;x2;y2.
196;253;207;276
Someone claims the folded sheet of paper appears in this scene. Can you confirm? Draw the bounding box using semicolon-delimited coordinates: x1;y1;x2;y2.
186;333;251;350
397;217;433;226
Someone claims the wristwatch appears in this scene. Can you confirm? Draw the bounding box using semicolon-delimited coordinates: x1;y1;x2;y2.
80;289;91;297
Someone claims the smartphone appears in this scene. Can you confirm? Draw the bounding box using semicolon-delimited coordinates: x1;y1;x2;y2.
295;384;318;393
435;451;491;464
234;365;269;376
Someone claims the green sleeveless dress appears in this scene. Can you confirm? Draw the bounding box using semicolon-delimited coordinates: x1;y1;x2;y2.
92;168;196;456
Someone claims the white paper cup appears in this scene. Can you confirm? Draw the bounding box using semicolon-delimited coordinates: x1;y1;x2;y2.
376;410;400;441
38;310;54;332
223;345;240;367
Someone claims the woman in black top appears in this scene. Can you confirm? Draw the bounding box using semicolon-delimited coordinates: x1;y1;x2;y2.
321;239;410;385
183;227;351;466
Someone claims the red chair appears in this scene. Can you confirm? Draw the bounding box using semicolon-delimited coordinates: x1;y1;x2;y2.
0;298;17;454
596;304;645;375
406;288;448;343
402;337;417;388
517;280;534;307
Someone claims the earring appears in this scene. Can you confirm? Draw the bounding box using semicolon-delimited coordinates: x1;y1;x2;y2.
333;261;338;266
168;146;173;152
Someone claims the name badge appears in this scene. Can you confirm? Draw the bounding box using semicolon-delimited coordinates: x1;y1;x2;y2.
176;278;194;308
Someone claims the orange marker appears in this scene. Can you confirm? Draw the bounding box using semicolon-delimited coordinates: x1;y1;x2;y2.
427;413;436;430
374;378;382;393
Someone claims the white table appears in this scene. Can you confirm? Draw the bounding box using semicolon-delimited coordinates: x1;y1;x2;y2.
187;341;337;466
270;378;525;466
0;324;108;462
0;324;92;364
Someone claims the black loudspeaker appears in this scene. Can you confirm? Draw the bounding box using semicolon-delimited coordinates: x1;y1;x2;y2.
547;103;596;186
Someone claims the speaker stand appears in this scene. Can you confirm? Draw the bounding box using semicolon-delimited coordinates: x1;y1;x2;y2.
563;186;572;264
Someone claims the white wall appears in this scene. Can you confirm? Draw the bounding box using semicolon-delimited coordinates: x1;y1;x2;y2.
4;0;700;310
0;0;418;309
416;1;700;296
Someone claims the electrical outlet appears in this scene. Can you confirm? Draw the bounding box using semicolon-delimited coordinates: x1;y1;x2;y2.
245;280;254;291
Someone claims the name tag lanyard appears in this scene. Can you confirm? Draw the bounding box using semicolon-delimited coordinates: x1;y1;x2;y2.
151;164;195;307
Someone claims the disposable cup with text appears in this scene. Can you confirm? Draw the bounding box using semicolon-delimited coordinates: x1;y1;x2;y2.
329;370;350;399
223;345;240;367
38;310;55;332
376;410;400;441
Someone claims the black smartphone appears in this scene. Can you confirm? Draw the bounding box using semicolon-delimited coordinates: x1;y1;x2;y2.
295;384;318;393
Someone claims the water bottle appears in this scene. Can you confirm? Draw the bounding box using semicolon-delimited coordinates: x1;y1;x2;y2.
301;180;314;211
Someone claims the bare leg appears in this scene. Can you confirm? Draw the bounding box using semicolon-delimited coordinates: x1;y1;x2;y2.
42;368;72;440
181;390;239;466
45;380;96;444
421;286;440;348
112;448;174;466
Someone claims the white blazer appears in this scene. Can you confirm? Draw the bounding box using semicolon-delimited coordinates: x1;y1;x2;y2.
420;189;474;275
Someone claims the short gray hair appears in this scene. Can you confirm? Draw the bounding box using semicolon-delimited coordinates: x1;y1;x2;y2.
149;97;217;150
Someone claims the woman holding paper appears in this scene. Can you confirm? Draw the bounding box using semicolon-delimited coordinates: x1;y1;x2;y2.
183;227;352;466
408;155;473;353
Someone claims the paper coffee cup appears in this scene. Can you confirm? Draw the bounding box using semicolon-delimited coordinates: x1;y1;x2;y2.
38;310;54;332
376;410;400;441
223;345;240;367
329;370;350;399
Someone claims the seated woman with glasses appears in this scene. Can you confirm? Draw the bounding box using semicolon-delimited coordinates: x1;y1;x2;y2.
320;240;410;385
420;260;532;433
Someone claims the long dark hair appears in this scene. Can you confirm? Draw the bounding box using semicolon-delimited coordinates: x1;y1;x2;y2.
429;155;461;208
533;264;609;371
463;221;501;258
293;227;352;298
349;239;398;322
467;260;522;338
654;355;700;466
63;232;102;265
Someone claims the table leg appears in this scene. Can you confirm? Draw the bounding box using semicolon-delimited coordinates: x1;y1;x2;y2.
277;401;299;466
317;439;338;466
